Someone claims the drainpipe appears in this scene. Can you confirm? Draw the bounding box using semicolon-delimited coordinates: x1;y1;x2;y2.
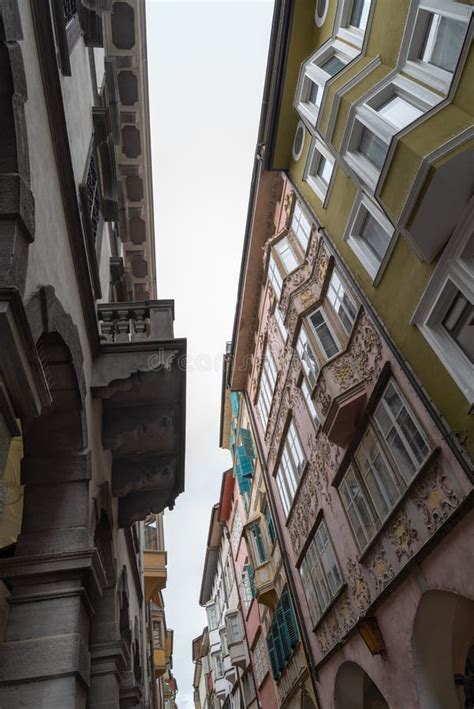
244;390;321;706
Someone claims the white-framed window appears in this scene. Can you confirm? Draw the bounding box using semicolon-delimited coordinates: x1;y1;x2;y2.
212;651;224;679
290;202;313;252
327;269;358;334
268;253;283;300
297;324;320;387
404;0;471;94
301;377;320;426
207;603;219;631
299;519;342;624
343;74;439;190
220;627;228;656
308;308;341;360
344;193;395;281
276;420;306;517
224;557;234;596
275;236;299;275
274;306;288;343
292;121;306;161
295;39;359;129
412;203;474;403
257;346;278;429
337;0;372;48
339;380;430;549
231;508;243;551
305;138;336;203
253;635;268;686
225;612;242;644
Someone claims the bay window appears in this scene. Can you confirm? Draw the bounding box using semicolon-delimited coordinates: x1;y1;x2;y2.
248;522;268;566
339;380;430;550
295;39;359;129
405;1;470;93
297;324;320;388
275;236;299;274
337;0;372;48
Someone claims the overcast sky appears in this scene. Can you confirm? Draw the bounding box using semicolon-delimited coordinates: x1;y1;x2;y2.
146;1;273;705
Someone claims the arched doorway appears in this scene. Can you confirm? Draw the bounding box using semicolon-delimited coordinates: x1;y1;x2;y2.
413;591;474;709
334;661;389;709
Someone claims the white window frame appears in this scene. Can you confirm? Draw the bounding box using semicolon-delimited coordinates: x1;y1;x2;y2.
207;603;219;631
268;253;283;300
257;346;278;430
290;201;313;252
344;192;395;282
412;200;474;403
315;0;329;27
276;420;306;517
275;235;300;275
225;611;242;644
327;268;358;335
337;0;373;49
343;74;440;191
304;137;336;204
241;568;253;611
274;305;288;343
403;0;471;94
299;519;342;623
295;39;359;130
292;120;306;161
301;377;320;426
297;324;320;387
308;307;342;361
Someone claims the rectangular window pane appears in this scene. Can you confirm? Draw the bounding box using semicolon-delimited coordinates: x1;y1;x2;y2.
276;237;299;273
309;310;340;359
297;326;320;386
301;378;320;425
268;254;283;299
358;127;389;170
322;55;345;76
350;0;370;30
308;81;322;107
359;211;391;265
377;95;423;130
374;383;429;482
316;154;333;185
291;203;312;250
340;467;377;548
300;521;341;622
327;270;357;333
421;14;466;73
443;291;474;363
355;428;400;520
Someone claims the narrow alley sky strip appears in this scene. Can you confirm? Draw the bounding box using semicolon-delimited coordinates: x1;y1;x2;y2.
146;1;274;705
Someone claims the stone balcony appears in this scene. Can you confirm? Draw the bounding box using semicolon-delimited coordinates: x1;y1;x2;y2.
254;559;278;609
93;300;186;527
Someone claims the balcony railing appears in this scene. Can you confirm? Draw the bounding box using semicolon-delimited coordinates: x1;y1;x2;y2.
98;301;174;343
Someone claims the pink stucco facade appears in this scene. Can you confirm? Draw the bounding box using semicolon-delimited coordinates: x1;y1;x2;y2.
242;173;474;708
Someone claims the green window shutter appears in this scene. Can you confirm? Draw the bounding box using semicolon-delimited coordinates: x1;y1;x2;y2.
230;392;239;418
252;524;267;564
266;631;279;680
239;428;255;460
235;455;251;494
282;591;299;648
276;605;291;662
264;504;276;545
237;445;254;479
245;564;256;598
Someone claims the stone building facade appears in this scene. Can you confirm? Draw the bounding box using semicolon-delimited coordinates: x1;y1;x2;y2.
0;1;185;707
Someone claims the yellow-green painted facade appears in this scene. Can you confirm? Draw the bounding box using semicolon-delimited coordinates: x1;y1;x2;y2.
270;0;474;459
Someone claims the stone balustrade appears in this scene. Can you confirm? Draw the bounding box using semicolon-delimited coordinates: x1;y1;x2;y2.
98;300;174;342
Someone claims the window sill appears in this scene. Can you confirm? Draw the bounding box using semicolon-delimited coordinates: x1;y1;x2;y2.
357;446;441;564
